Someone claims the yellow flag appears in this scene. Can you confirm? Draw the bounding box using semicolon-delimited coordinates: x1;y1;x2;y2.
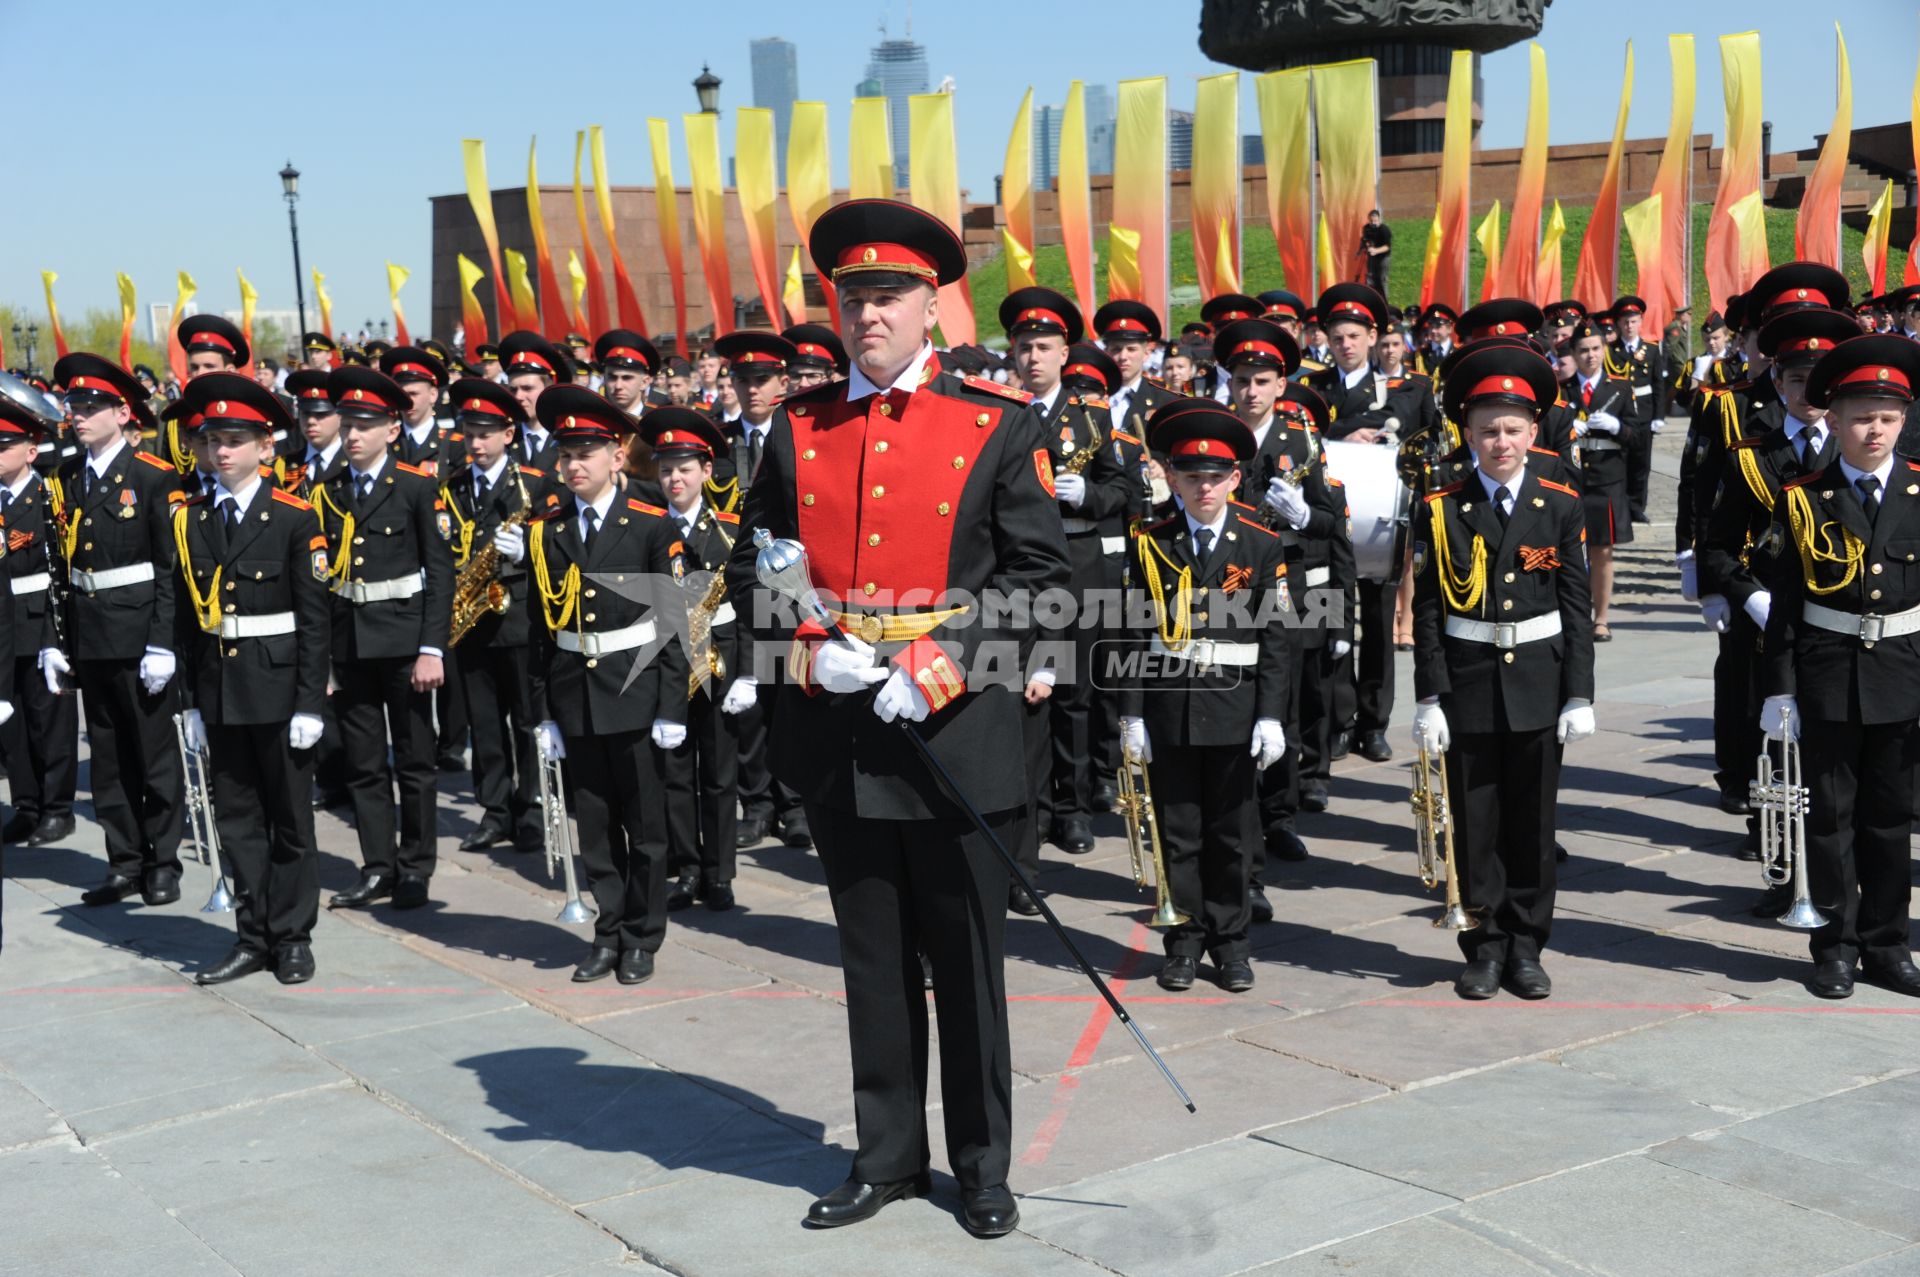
783;245;807;325
237;268;258;363
168;272;196;382
115;272;136;371
1535;198;1567;301
1473;200;1502;301
1863;179;1895;293
41;270;68;359
908;90;974;344
850;97;894;199
1315;212;1336;294
1728;190;1769;285
504;249;539;333
457;253;489;353
567;250;588;332
999;229;1036;293
1213;217;1242;295
1002;88;1037;293
311;269;332;339
387;262;412;345
1622;193;1664;294
1107;226;1141;303
1419;203;1445;306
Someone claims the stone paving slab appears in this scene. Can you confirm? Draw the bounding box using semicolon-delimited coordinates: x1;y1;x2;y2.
1707;1073;1920;1195
1649;1131;1920;1245
1247;1214;1558;1276
0;1142;241;1277
0;1072;63;1152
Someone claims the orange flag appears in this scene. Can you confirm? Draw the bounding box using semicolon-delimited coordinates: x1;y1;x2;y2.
527;137;571;340
737;107;786;329
116;273;136;372
591;126;648;334
463;140;517;333
1705;33;1766;314
1058;81;1095;321
572;132;611;337
1496;44;1549;301
41;272;69;360
458;255;489;358
1430;51;1475;312
647;118;691;357
1574;43;1633;310
1795;25;1852;268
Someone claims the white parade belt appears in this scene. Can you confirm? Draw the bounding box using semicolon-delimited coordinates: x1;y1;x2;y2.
1581;437;1623;454
1101;535;1126;555
1059;515;1100;534
1303;565;1332;587
710;601;736;627
71;562;155;592
343;572;424;604
1149;635;1259;668
218;612;296;639
1444;613;1562;649
556;617;657;657
11;571;49;595
1802;600;1920;644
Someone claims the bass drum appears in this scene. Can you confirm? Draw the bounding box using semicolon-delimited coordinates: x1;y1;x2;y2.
1323;439;1412;582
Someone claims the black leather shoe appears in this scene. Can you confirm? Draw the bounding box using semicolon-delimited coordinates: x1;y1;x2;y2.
436;751;467;774
1329;731;1352;762
666;870;699;912
329;872;392;908
195;946;269;986
961;1183;1019;1238
1266;827;1309;862
1455;960;1501;1000
458;821;509;852
81;872;141;907
1218;959;1255;993
572;946;619;982
311;786;350;811
1248;883;1274;924
274;944;316;985
1157;955;1197;992
1735;835;1762;863
1555;842;1570;864
617;950;655;985
1300;781;1329;813
1752;882;1792;919
1504;957;1552;1000
1862;957;1920;998
780;814;812;849
805;1173;931;1228
141;867;182;907
1058;815;1095;854
27;813;75;846
1718;789;1753;816
1809;960;1855;999
1091;780;1118;813
1;811;36;843
391;875;430;910
1357;730;1393;763
734;816;769;848
702;880;735;911
1008;883;1041;916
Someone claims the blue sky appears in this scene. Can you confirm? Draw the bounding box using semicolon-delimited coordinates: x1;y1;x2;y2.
7;0;1915;335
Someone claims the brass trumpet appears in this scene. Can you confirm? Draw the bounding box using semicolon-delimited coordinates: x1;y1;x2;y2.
1410;743;1477;931
536;751;595;925
1117;757;1188;929
1750;711;1826;930
171;713;234;915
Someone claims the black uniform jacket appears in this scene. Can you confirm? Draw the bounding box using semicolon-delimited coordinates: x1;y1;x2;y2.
442;460;563;649
311;457;455;662
1562;373;1644;491
6;471;57;646
677;502;743;696
1040;391;1138;527
1118;505;1289;747
1303;365;1415;440
50;441;181;659
173;486;330;724
1679;375;1778;555
725;368;1072;821
1700;402;1835;606
1760;454;1920;725
1411;468;1595;735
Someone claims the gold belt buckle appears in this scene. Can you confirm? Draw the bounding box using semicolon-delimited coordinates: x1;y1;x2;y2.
853;613;885;644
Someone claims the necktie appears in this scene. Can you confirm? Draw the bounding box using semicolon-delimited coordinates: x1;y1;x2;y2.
357;473;374;504
1193;525;1214;562
1494;486;1512;526
474;473;490;507
0;488;12;517
582;505;600;553
1858;474;1882;524
221;496;240;533
1581;382;1593;409
748;429;763;475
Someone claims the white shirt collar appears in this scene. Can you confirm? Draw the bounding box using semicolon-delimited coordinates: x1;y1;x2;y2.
1034;382;1063;415
1784;412;1824;444
1182;506;1229;541
212;474;263;516
4;469;32;501
404;417;434;445
307;438;341;469
576;486;618;527
1578;370;1601;393
521;424;549;447
1838;454;1895;491
87;438;129;479
847;342;937;401
472;454;511;488
1340;364;1370;390
350;453;388;485
1119;373;1146;398
1248;410;1275;450
670;496;704;528
742;411;775;437
1475;464;1526;504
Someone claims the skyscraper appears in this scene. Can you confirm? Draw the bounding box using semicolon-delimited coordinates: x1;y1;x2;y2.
1084;83;1116;175
863;35;927;190
1032;103;1065;189
750;37;799;171
1167;110;1194;173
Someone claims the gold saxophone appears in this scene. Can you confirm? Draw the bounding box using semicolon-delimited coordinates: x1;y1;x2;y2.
1057;400;1106;476
686;510;735;699
449;467;533;647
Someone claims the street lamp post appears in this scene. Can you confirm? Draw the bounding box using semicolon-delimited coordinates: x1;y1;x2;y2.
280;161;310;341
694;64;721;114
10;322;39;377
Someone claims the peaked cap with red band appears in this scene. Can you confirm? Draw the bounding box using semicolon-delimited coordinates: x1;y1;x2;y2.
1278;382;1331;433
1748;261;1851;322
640;405;727;460
807;197;968;289
1147;399;1255;471
447;376;526;425
498;331;575;384
1255;289;1308;322
176;371;294;437
284;369;334;407
781;323;848;373
1459;299;1544;343
1200;292;1263;328
1543;299;1588;325
326;366;410;419
1757;307;1861;366
999;286;1084;344
378;344;448;390
1441;342;1559;425
1420;302;1460;326
593;328;659;374
1316;283;1387;333
1060;342;1121;395
714;329;797;373
1092;299;1162;344
535;384;631;442
1212;318;1301;375
178;314;250;367
1608;294;1648;319
53;353;148;406
1806;334;1920;408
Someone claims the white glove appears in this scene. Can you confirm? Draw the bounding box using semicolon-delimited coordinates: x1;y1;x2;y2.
1742;590;1771;630
0;701;11;727
1250;718;1285;770
1412;700;1451;753
812;634;886;694
182;708;208;753
492;522;527;564
873;667;931;723
1120;716;1152;764
650;719;688;750
1676;550;1698;602
1760;694;1800;742
536;720;566;760
1700;595;1731;633
1556;701;1597;744
1053;471;1087;509
1571;418;1590;439
720;676;758;715
1330;638;1353;660
139;648;176;695
39;647;70;695
1587;410;1621;436
1263;475;1311;530
288;712;324;751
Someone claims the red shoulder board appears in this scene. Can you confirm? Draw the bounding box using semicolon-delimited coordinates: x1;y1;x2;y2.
1228;499;1258;512
530;503;569;524
627;498;667;517
1537;478;1579;498
1605;374;1634;385
393;461;430;477
1326;475;1345;487
1906;461;1920;472
1112;429;1138;444
517;464;546;478
1236;516;1279;538
962;374;1031;403
1426;481;1467;502
136;451;174;470
1527;445;1560;457
1730;437;1765;451
714;510;740;525
449;432;466;442
1782;472;1818;492
270;489;313;511
181;493;211;508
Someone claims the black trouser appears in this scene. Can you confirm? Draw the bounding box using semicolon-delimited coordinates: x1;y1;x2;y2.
663;684;740;885
1090;541;1128;792
312;697;349;798
1353;578;1397;734
1801;717;1917;969
1366;253;1390;296
1297;639;1336;782
208;722;319;954
1627;415;1654;519
1045;535;1106;827
1015;685;1051;875
334;655;438;878
1712;617;1763;798
457;640;538;846
568;727;670;951
810;800;1013;1193
736;685;804;825
1256;627;1309;871
75;657;182;878
4;652;78;822
435;662;469;767
1152;742;1254;963
1445;725;1559;964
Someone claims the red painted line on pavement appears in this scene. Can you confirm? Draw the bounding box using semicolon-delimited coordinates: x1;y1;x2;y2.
1018;920;1152;1169
1370;998;1920;1016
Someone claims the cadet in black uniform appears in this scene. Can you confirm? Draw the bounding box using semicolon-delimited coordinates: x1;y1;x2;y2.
317;367;454;911
1120;401;1289;993
168;375;330;985
781;323;849;392
725;199;1069;1238
1757;335;1920;1000
498;333;570;469
525;386;689;983
1411;343;1596;1000
1608;295;1668;524
1562;320;1644;640
593;328;658;422
44;355;185;906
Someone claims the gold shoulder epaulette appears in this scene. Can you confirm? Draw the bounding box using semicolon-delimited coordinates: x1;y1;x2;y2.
1427;481;1466;502
1112;428;1138;444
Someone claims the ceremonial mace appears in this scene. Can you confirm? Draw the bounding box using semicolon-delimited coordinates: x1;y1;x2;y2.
754;529;1196;1113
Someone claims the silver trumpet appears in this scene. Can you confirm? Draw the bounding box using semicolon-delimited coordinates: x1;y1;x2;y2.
171;713;234;914
1750;708;1826;931
536;751;596;925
